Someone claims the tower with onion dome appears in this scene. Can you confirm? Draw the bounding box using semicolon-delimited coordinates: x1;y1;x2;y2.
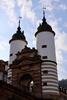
8;19;27;84
35;9;59;99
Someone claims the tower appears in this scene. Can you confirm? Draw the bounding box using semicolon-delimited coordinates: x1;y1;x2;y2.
8;19;27;84
9;19;27;64
35;10;59;99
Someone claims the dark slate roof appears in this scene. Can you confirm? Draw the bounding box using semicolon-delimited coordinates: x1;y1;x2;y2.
35;16;55;37
9;26;27;44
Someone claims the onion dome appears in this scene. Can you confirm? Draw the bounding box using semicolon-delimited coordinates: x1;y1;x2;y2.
35;10;55;37
9;20;27;44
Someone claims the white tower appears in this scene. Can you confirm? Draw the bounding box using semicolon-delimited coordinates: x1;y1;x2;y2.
35;10;59;98
9;20;27;64
8;19;27;84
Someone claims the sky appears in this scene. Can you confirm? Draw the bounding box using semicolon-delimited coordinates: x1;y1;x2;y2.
0;0;67;80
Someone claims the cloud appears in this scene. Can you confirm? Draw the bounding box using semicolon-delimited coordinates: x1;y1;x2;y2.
16;0;37;23
0;41;9;51
64;23;67;28
55;33;67;79
59;4;67;11
0;39;9;61
39;0;56;12
0;0;17;25
54;0;59;2
39;0;67;12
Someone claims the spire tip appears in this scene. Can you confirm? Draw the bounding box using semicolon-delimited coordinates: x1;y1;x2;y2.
18;16;22;27
42;7;46;22
43;7;46;18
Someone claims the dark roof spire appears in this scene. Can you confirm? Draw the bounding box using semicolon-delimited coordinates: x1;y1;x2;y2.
42;7;46;22
19;16;22;27
17;16;22;33
9;16;28;44
35;7;55;36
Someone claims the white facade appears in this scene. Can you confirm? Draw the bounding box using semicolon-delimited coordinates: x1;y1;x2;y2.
36;31;56;61
9;40;27;64
36;31;59;95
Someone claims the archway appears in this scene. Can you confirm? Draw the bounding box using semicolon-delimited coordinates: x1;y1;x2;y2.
19;74;34;92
